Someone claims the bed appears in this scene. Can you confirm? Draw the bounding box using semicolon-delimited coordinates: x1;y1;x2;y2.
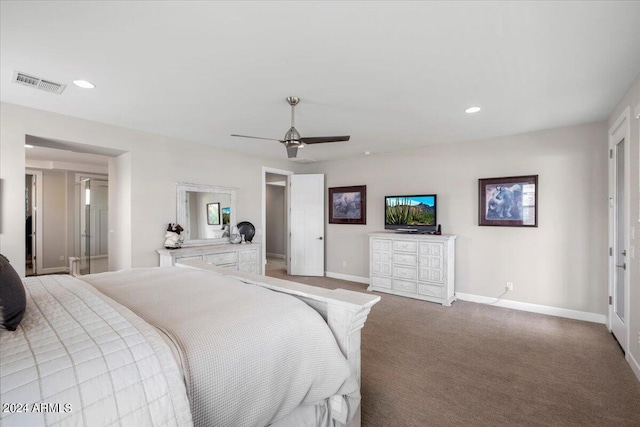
0;260;379;427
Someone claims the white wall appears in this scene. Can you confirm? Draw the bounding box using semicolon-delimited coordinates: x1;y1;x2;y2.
307;121;609;316
0;102;612;318
0;102;302;276
608;72;640;379
109;153;131;271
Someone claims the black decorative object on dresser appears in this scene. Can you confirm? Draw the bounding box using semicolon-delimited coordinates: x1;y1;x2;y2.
237;221;256;242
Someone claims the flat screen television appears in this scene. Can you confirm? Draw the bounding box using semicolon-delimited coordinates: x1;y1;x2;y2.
385;194;437;232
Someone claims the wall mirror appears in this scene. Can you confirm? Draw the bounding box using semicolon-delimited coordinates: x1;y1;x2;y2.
176;182;236;246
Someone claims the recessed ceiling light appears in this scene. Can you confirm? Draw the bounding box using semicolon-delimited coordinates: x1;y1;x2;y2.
25;144;34;148
73;80;95;89
465;106;481;114
364;151;371;155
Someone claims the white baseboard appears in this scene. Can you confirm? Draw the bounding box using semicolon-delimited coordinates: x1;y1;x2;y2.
39;267;69;275
456;292;606;324
325;271;370;285
629;351;640;383
266;252;286;259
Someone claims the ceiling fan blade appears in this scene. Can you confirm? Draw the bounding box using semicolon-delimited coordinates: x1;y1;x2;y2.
299;136;351;144
286;145;299;158
230;134;283;142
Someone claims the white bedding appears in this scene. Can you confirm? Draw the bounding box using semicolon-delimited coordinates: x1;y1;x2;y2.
82;267;359;427
0;274;192;427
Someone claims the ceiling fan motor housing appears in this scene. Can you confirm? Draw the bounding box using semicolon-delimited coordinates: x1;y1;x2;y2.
284;126;301;144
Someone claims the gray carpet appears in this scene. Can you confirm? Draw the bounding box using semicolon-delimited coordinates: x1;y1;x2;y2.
266;268;640;427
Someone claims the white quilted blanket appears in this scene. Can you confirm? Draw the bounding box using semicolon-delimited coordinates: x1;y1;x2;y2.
82;267;360;427
0;275;193;427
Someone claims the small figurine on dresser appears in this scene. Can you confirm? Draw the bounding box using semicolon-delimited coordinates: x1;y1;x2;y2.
230;225;242;244
164;223;184;249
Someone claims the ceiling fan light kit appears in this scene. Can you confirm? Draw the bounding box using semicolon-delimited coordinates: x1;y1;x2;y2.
231;96;350;158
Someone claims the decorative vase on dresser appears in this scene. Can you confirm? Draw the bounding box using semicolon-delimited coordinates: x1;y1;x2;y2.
157;243;261;274
368;232;456;306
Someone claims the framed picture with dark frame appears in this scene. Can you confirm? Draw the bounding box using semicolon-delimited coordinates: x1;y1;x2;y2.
478;175;538;227
329;185;367;225
207;202;221;225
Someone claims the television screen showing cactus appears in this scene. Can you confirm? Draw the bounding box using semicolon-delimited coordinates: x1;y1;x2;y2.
385;195;437;231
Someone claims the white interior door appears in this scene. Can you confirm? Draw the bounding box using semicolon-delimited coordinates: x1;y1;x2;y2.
609;110;630;353
289;174;325;276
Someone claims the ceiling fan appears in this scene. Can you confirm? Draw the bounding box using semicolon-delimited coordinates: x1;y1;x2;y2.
231;96;350;158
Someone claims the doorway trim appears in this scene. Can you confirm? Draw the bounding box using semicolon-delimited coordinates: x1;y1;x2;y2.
261;166;294;275
608;106;631;355
25;169;43;276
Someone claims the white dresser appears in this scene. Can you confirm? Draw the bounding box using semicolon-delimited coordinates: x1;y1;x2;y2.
157;243;261;274
368;232;456;306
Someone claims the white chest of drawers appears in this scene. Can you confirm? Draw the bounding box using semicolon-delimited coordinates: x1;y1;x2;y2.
368;232;456;306
157;243;261;274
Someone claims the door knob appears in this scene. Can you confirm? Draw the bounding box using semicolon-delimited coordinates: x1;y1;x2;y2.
317;236;323;240
616;263;626;270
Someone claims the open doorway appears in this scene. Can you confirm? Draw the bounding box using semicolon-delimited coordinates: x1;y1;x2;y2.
265;172;288;274
25;136;115;276
262;167;293;275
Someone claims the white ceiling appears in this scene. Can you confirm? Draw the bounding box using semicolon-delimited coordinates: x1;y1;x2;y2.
2;1;640;162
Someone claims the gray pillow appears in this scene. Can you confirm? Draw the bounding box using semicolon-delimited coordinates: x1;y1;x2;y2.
0;254;26;331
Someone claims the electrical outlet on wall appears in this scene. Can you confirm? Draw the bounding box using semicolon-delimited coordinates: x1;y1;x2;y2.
637;332;640;346
342;261;347;267
506;282;514;291
59;255;64;261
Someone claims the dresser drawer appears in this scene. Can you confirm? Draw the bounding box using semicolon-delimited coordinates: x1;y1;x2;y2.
393;240;417;253
372;262;392;276
239;250;257;263
419;267;444;283
204;252;237;265
393;252;417;266
371;275;392;289
419;242;444;256
419;256;443;270
239;262;257;273
371;238;392;252
176;255;203;263
393;266;417;280
393;279;417;294
372;251;392;263
418;283;444;298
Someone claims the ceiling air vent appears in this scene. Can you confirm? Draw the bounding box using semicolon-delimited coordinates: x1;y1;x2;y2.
12;71;66;94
